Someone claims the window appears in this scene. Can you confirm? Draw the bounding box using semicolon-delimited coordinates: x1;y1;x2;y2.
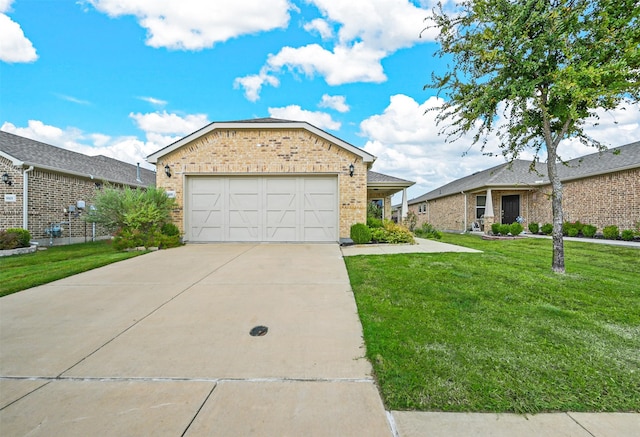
369;199;383;219
476;195;486;220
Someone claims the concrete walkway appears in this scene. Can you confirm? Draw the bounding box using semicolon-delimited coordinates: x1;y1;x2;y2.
341;237;482;256
1;243;638;436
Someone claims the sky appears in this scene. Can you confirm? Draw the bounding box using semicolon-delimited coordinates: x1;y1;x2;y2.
1;0;639;201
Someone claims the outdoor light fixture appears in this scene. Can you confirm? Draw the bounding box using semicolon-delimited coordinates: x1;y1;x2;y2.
164;164;172;178
2;173;12;186
349;163;355;177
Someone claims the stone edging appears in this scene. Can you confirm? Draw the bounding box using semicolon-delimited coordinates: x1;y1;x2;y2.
0;245;38;257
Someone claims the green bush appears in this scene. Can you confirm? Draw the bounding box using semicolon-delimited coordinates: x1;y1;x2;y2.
370;221;415;244
367;217;384;228
509;222;524;236
621;229;635;241
85;185;178;250
0;228;32;250
414;222;442;240
541;223;553;235
498;224;511;235
582;224;597;238
367;201;383;220
567;227;579;237
350;223;372;244
602;225;619;240
161;222;180;237
491;223;501;235
528;223;539;234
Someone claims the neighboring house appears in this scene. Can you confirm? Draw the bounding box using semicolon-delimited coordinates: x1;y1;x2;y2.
0;131;156;245
147;118;414;243
408;141;640;233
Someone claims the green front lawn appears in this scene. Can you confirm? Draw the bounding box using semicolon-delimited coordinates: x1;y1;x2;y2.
345;234;640;413
0;241;148;297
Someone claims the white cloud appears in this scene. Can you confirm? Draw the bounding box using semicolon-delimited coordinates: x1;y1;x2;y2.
233;70;280;102
319;94;349;113
235;0;432;99
87;0;291;50
138;96;168;107
303;18;333;39
1;111;211;170
0;0;38;63
55;93;91;105
129;111;209;135
360;95;640;200
268;105;340;130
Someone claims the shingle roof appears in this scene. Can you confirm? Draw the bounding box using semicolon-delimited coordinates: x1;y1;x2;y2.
368;170;414;185
0;131;156;187
409;141;640;203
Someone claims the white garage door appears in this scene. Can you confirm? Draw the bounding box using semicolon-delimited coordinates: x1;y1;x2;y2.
187;176;338;242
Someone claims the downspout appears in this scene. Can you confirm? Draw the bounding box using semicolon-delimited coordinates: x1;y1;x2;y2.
461;191;467;233
23;166;34;231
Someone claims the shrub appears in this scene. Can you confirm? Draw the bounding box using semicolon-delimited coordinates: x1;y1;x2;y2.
498;224;511;235
602;225;619;240
509;222;524;236
403;210;417;231
541;223;553;235
350;223;372;244
528;223;539;234
0;228;32;250
371;227;386;243
370;221;415;244
567;227;579;237
491;223;501;235
367;216;384;228
367;201;383;220
414;222;442;240
381;221;415;244
582;224;597;238
621;229;635;241
161;222;180;237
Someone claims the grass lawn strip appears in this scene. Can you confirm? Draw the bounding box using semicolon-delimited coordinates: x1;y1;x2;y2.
345;234;640;413
0;241;148;297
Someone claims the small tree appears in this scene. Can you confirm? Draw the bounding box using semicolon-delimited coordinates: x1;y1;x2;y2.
85;185;177;247
426;0;640;273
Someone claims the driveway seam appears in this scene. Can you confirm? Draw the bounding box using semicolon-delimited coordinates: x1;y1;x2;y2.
181;383;218;437
566;412;598;437
56;244;258;378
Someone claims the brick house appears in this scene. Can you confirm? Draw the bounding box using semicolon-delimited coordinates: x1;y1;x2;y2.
408;141;640;233
1;131;156;245
147;118;414;243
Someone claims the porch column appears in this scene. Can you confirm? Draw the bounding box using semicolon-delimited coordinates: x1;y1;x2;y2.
484;189;495;233
401;188;408;220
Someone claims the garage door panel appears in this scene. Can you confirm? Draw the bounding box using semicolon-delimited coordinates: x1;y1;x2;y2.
187;176;337;242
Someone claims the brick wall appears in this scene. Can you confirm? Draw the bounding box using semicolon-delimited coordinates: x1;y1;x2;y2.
0;158;23;230
529;168;640;230
155;128;368;239
408;167;639;234
1;161;119;245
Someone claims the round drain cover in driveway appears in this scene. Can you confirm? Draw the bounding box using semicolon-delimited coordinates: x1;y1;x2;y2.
250;325;268;336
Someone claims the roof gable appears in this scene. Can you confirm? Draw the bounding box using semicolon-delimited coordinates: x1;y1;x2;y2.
146;118;376;164
0;131;155;187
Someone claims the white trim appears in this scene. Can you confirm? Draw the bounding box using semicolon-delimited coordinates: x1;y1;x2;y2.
0;150;23;166
147;121;376;164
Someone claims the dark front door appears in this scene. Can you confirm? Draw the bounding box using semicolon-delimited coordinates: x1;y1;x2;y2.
502;195;520;224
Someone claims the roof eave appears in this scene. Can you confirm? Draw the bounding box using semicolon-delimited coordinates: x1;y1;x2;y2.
0;150;24;166
147;121;376;164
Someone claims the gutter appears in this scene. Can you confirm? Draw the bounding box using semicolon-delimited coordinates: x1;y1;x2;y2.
23;166;34;230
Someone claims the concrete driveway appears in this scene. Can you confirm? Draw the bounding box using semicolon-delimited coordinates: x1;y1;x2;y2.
0;244;391;436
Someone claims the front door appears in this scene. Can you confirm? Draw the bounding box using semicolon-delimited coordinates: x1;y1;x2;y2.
502;195;520;224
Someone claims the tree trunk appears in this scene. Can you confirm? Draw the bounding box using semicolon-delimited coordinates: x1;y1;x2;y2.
546;144;565;274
